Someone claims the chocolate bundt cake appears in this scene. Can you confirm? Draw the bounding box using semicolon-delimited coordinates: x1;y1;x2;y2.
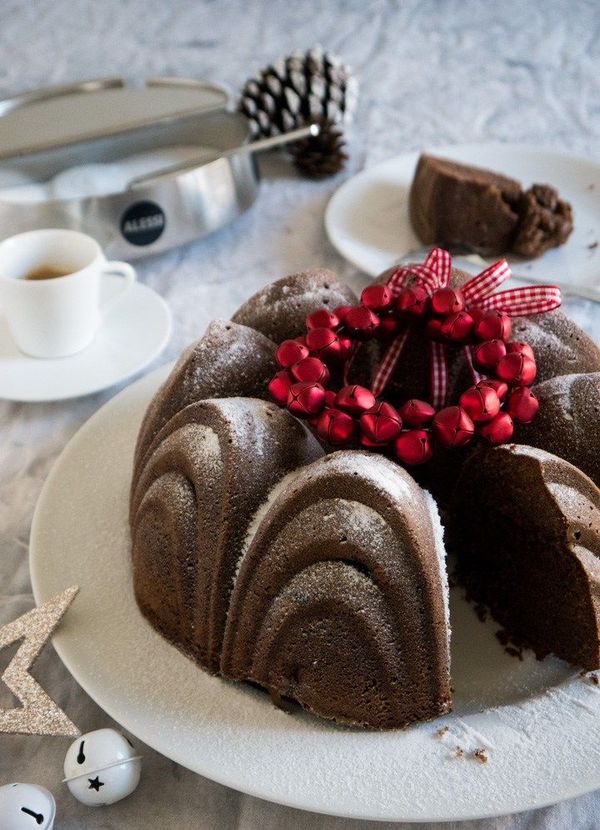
449;445;600;670
131;397;323;672
409;153;573;257
519;373;600;488
130;261;600;731
133;320;277;483
221;452;450;728
130;392;451;726
231;267;357;343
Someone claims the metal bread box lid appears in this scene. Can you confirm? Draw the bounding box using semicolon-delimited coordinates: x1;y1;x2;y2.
0;78;230;159
0;78;259;259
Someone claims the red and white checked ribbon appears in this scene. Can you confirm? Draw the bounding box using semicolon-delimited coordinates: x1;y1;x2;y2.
429;341;448;409
371;248;561;405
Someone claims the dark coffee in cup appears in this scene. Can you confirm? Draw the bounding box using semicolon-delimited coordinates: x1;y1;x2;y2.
24;265;71;281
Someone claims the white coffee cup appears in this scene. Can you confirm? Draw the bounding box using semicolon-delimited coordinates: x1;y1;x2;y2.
0;229;136;358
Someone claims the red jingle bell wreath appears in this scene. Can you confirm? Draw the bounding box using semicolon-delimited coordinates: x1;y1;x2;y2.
268;248;562;466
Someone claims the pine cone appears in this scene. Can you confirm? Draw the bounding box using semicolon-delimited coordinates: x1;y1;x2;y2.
239;46;357;178
289;119;348;179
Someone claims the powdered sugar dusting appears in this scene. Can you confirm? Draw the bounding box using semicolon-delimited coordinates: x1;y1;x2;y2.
235;466;302;582
178;320;275;400
511;444;555;462
154;422;221;477
315;451;415;503
425;490;450;633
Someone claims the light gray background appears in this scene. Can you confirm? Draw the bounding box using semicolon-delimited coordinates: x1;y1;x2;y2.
1;0;600;827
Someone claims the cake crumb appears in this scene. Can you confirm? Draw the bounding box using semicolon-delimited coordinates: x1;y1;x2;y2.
451;746;464;758
505;646;524;661
496;629;525;660
435;726;449;739
473;748;489;764
580;670;600;685
588;241;598;250
474;602;488;622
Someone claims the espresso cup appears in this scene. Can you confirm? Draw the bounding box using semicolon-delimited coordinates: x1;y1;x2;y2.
0;229;136;358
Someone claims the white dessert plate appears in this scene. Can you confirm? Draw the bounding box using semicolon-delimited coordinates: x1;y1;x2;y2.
0;275;171;402
30;365;600;823
325;143;600;282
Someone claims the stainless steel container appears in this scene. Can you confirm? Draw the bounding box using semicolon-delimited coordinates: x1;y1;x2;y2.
0;78;266;258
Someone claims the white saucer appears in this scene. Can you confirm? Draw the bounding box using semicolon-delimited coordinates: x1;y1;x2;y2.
325;143;600;281
29;366;600;823
0;275;171;402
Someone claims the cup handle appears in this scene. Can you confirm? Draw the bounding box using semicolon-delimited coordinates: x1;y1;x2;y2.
100;260;136;316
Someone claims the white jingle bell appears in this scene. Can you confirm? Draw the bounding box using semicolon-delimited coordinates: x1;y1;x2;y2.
0;783;56;830
63;727;142;807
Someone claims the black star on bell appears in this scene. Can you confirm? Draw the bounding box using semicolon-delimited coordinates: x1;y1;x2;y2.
88;776;104;792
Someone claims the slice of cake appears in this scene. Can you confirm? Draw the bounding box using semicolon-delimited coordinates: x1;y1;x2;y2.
409;153;573;257
449;444;600;669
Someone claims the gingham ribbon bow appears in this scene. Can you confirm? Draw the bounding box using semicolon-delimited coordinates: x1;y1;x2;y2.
371;248;562;407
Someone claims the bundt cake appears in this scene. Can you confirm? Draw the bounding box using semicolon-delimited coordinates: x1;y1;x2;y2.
409;153;573;257
519;373;600;488
131;397;323;673
221;452;450;728
133;320;278;483
231;267;357;343
449;445;600;669
130;392;451;727
130;260;600;731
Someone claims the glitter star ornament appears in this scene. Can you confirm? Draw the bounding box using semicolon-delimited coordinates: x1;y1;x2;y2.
0;586;79;737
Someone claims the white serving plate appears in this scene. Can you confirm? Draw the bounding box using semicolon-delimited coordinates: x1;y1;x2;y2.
30;366;600;822
325;143;600;283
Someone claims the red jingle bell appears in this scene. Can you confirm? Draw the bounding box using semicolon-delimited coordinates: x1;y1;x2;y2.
333;305;353;323
396;285;429;317
268;370;293;405
306;309;340;330
335;384;376;414
474;310;512;341
431;287;465;316
290;356;330;384
478;378;509;400
469;308;485;326
344;306;380;340
360;284;393;311
395;430;433;465
360;401;402;444
479;411;514;445
426;318;446;341
432;406;475;448
337;336;354;361
474;339;507;369
399;399;436;427
459;384;501;423
507;386;539;423
360;433;389;449
276;339;309;368
377;312;401;340
317;408;357;444
324;389;337;408
306;327;344;361
440;310;475;342
287;381;326;417
496;352;537;385
506;341;535;361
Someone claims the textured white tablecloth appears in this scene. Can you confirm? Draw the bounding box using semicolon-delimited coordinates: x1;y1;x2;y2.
2;0;600;826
